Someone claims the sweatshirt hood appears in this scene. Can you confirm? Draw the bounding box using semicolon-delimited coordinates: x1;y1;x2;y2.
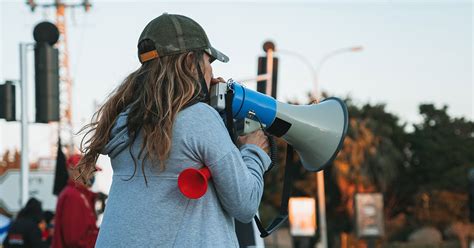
101;109;130;158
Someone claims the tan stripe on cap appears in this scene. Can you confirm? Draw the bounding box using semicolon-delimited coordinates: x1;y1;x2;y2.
169;15;185;50
140;50;159;63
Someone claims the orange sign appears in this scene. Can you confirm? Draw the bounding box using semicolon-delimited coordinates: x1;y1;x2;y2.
288;197;316;236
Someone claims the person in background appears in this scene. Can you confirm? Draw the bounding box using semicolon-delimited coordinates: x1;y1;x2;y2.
0;209;12;245
41;211;54;247
3;198;47;248
52;154;99;248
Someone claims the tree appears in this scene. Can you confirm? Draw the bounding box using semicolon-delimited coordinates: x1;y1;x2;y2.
259;97;473;244
406;104;474;192
404;104;473;227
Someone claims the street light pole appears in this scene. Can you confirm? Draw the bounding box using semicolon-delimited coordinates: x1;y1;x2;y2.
277;46;363;248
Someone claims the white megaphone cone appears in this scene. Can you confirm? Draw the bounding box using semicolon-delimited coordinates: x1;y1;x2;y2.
272;98;348;171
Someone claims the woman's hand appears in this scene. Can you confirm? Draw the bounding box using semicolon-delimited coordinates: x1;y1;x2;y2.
211;77;226;86
237;130;269;151
211;77;269;152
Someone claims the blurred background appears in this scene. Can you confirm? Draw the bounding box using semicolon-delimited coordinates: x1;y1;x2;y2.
0;0;472;247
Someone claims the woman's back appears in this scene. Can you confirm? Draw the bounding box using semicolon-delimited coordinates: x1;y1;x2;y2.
95;103;270;247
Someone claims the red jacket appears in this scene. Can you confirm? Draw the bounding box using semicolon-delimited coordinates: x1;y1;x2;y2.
52;180;99;248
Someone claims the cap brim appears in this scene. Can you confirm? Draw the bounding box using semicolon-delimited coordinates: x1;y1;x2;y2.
205;47;229;63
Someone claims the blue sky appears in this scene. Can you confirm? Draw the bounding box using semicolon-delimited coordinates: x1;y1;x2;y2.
0;0;472;160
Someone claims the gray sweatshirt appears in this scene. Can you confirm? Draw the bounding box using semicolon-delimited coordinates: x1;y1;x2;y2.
95;102;271;247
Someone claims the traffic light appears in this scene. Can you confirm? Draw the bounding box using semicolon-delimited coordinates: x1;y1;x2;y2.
0;81;16;121
33;21;60;123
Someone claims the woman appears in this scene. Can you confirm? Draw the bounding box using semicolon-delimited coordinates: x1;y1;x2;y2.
78;13;270;247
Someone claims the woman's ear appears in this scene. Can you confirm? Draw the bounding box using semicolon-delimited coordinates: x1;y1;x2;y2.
186;52;196;71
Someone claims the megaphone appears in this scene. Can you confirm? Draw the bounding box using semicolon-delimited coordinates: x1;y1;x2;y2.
178;80;348;198
229;82;348;172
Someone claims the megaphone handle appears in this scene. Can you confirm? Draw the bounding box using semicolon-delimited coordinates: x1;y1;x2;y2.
267;135;278;171
254;144;295;237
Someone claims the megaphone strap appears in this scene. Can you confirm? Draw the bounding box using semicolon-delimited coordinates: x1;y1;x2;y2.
279;145;294;214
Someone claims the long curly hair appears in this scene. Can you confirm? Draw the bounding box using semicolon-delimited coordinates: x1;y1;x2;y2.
77;40;206;185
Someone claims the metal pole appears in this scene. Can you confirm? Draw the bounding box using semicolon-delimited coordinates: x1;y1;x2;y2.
236;73;270;84
317;171;328;248
265;48;273;96
19;43;30;207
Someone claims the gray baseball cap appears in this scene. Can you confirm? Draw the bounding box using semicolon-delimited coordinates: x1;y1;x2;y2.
138;13;229;64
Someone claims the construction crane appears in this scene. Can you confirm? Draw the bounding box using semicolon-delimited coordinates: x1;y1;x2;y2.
26;0;91;155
